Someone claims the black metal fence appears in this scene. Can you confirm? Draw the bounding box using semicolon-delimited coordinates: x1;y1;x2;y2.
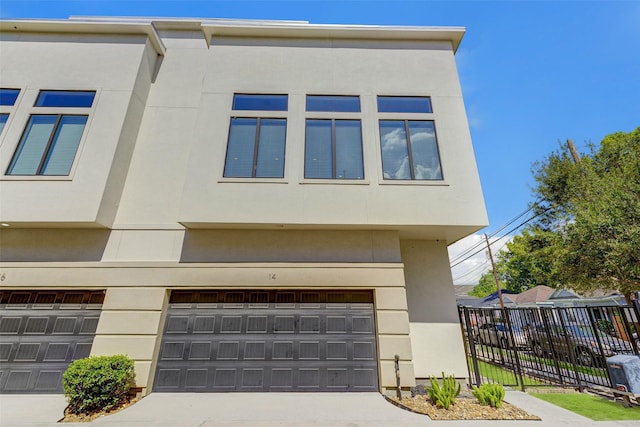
459;304;640;391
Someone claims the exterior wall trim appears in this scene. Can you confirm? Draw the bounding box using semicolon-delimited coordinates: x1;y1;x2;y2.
0;20;166;55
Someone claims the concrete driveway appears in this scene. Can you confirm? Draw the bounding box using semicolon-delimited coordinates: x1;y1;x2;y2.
2;391;639;427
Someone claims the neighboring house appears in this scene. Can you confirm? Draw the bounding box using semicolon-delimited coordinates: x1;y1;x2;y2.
0;17;487;394
458;285;628;309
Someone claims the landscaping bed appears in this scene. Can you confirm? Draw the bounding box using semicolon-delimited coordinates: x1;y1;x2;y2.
60;395;139;423
387;390;540;420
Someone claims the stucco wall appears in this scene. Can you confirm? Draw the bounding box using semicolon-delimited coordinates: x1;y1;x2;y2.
0;20;487;392
400;239;468;377
0;34;157;227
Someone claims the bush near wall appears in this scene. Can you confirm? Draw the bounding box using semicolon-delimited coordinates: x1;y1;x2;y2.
62;354;135;414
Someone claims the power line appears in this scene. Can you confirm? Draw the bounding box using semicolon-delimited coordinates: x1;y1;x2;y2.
452;258;490;282
451;236;510;282
449;206;542;269
448;205;535;265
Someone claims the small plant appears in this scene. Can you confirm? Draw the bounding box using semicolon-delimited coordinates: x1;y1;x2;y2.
427;372;461;409
472;383;506;408
596;319;615;335
62;354;135;415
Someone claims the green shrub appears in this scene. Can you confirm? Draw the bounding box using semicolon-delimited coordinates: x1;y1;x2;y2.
472;383;506;408
427;372;461;409
62;354;135;414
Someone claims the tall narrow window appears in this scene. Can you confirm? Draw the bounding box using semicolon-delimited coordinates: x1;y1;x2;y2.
377;96;442;181
6;90;95;176
304;95;364;180
223;94;287;178
379;120;442;180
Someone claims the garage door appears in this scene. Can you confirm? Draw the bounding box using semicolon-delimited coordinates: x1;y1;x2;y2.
0;291;104;394
154;290;378;392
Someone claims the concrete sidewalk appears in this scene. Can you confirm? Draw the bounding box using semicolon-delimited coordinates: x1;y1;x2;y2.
1;391;639;427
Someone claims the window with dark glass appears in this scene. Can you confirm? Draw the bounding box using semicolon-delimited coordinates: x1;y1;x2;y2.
0;88;20;135
379;120;442;180
305;119;363;179
232;94;288;111
223;94;287;178
0;88;20;106
0;114;8;135
377;96;442;181
304;95;363;180
306;95;360;112
377;96;432;113
6;90;95;176
35;90;95;108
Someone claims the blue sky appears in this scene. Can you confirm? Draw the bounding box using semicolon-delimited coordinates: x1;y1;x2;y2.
2;1;638;284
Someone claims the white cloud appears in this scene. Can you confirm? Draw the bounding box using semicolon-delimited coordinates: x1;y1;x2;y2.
381;127;406;151
408;129;435;143
448;233;512;285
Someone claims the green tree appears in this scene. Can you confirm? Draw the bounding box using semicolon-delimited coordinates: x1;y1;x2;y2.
498;228;561;292
469;230;559;298
531;127;640;301
469;272;497;298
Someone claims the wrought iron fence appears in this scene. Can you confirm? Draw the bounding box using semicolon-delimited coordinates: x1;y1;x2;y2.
459;304;640;391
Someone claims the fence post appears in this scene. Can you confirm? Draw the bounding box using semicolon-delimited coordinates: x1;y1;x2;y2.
461;307;482;387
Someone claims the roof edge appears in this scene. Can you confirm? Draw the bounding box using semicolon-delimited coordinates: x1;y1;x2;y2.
1;17;465;53
0;19;166;55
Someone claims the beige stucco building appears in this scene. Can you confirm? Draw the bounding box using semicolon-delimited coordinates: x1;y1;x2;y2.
0;17;487;394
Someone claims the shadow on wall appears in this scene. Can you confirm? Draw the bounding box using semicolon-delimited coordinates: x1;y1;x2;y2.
0;229;111;262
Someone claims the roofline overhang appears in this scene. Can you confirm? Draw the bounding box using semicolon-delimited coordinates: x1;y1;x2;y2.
1;17;465;53
200;21;465;52
0;19;166;55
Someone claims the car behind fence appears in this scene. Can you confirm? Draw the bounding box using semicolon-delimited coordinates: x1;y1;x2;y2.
458;304;640;392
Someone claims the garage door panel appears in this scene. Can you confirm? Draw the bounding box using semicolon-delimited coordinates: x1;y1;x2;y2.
0;291;104;394
154;290;378;392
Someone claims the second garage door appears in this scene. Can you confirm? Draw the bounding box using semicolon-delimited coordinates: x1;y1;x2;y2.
0;291;104;394
153;290;378;392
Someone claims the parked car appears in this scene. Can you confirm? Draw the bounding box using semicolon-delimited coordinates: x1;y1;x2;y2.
472;322;528;349
528;323;634;367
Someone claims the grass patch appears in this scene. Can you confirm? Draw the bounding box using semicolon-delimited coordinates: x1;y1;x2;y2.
531;392;640;421
518;352;608;378
470;359;545;386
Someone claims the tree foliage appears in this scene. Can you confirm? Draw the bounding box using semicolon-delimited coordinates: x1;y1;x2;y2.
469;127;640;301
470;229;560;298
540;128;640;300
469;272;497;298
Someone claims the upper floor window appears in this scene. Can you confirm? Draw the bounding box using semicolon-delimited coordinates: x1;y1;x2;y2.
223;94;287;178
35;90;95;108
6;90;95;176
306;95;361;113
0;88;20;135
377;96;442;181
304;95;364;180
232;94;288;111
377;96;432;113
0;114;7;135
0;88;20;106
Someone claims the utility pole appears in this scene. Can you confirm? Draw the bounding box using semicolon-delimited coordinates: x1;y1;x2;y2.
567;139;581;164
484;233;505;312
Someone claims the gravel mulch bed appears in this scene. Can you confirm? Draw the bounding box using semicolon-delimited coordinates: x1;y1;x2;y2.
387;392;541;420
59;396;139;423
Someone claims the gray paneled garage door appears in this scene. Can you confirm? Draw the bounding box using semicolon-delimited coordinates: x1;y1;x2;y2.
0;291;104;394
154;290;378;392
